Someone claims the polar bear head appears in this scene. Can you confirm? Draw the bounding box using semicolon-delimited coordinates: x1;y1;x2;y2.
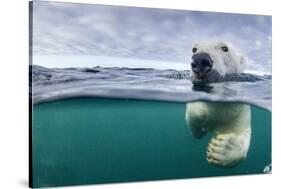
190;42;246;84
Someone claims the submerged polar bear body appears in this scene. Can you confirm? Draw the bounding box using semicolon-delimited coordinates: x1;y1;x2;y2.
186;102;251;168
186;42;251;168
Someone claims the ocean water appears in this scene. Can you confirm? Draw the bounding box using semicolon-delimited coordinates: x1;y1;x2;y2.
30;65;272;187
32;98;271;188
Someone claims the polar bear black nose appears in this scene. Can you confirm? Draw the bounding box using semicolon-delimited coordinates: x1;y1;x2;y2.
191;52;213;74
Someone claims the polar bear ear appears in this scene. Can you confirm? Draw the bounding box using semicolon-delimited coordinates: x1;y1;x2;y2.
240;56;247;70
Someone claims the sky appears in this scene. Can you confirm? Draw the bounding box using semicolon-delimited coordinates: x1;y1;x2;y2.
32;1;272;73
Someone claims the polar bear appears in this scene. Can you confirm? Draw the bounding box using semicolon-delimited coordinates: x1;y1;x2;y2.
186;42;251;168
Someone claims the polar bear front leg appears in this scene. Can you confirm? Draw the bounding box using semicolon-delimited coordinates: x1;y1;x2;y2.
186;102;209;139
206;130;251;168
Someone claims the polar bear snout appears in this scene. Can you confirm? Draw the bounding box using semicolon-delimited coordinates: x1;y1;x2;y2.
191;52;213;78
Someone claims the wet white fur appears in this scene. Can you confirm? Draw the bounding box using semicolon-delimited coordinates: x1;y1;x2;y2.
186;42;251;168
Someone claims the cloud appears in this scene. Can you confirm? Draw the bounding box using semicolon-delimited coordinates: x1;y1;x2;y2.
32;1;272;73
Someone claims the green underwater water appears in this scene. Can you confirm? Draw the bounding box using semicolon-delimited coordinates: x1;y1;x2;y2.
31;98;271;188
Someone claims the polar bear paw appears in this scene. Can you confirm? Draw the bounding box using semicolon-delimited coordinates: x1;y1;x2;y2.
206;133;248;168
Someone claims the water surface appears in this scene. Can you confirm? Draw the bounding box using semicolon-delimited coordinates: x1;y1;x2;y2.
31;65;271;110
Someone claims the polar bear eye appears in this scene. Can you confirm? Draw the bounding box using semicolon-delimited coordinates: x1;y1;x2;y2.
192;48;197;53
221;46;228;52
